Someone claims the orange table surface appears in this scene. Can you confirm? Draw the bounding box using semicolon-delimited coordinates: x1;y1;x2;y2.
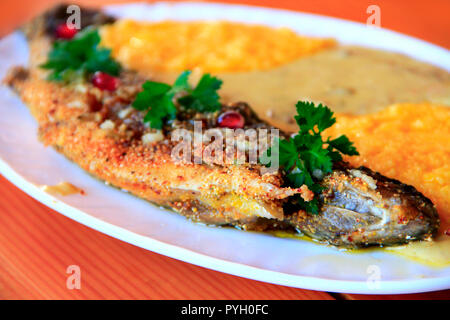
0;0;449;300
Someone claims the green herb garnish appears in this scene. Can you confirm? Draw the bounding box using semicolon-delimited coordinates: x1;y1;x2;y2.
265;101;359;214
40;28;121;82
132;71;222;129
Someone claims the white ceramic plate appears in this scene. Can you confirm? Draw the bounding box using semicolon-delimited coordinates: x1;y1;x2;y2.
0;2;449;294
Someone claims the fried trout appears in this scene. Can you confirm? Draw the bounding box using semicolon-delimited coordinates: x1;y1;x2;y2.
3;5;440;247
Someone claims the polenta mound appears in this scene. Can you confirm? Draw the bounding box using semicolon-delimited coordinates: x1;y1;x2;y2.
100;20;335;73
325;103;450;232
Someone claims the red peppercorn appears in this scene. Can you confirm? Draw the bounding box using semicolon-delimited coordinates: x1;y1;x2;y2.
217;111;245;129
55;23;78;39
445;229;450;236
92;72;119;91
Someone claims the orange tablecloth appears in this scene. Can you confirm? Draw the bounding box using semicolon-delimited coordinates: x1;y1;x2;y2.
0;0;449;300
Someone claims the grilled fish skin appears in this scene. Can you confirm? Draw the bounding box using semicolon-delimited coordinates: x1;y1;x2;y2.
3;5;440;247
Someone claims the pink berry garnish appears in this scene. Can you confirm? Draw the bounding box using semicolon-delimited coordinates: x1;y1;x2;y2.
92;72;119;91
217;111;245;129
55;23;78;39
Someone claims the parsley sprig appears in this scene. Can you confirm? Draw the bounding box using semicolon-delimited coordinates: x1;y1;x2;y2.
41;28;121;82
267;101;359;214
132;71;222;129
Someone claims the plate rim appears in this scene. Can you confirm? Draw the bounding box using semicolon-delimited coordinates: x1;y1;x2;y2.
2;156;450;294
